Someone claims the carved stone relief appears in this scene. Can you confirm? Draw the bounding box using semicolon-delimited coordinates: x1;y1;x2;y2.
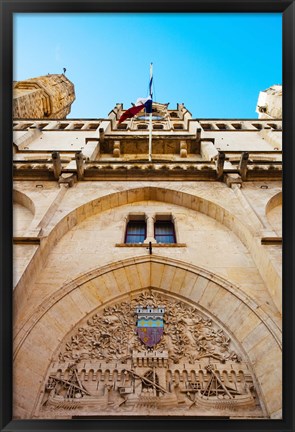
37;290;264;418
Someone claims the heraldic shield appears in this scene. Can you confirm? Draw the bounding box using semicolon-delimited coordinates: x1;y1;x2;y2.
136;306;165;348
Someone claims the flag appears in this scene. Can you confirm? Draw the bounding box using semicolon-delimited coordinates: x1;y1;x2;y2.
118;63;154;123
118;97;152;123
135;97;152;113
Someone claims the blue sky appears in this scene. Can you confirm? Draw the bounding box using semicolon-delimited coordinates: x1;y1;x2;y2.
13;13;282;119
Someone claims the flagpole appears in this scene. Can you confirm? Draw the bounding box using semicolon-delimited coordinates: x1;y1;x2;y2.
148;63;153;162
148;113;152;162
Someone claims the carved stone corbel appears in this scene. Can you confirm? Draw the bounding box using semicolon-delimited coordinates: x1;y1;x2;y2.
216;151;225;179
239;151;249;180
75;151;85;180
52;151;62;179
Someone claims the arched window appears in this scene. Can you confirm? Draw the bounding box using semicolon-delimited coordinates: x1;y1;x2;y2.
125;220;146;244
154;219;176;244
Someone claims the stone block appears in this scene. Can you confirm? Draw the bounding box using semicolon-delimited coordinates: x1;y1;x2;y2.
136;262;151;288
179;271;199;297
189;276;210;303
159;265;176;291
170;268;187;294
80;280;103;305
198;281;222;310
112;267;131;294
150;262;165;287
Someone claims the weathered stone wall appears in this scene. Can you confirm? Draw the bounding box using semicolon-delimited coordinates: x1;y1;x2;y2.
13;89;48;119
12;180;282;419
13;74;75;119
13;180;282;313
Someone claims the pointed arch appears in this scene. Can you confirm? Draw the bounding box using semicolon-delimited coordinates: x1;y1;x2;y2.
13;255;281;419
14;186;282;317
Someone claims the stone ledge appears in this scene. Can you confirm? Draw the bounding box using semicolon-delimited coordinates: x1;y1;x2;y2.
13;237;41;245
115;243;186;247
261;237;282;245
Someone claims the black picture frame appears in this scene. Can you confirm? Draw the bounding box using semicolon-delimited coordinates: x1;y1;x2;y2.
1;1;294;431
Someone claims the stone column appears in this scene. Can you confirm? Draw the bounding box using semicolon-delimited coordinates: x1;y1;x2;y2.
144;214;156;243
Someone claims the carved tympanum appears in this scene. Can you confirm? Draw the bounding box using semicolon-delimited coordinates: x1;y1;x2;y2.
38;290;263;418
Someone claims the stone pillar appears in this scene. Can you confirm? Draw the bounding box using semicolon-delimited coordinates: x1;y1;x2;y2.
144;215;156;243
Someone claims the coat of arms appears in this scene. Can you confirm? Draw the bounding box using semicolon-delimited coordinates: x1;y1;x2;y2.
135;305;165;347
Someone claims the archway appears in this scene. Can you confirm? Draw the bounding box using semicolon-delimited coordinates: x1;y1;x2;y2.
13;256;281;419
14;186;282;320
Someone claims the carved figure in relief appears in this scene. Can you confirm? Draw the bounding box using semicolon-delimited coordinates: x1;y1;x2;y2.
38;290;262;417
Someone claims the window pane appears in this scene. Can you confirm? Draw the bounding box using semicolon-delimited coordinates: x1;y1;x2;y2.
125;221;146;244
154;221;175;244
126;233;145;243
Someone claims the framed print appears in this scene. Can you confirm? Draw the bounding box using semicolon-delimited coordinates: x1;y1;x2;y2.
1;1;294;431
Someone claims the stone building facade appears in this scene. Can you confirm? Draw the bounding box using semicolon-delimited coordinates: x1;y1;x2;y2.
13;75;282;419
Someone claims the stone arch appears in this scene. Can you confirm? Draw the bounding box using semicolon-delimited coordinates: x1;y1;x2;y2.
265;191;282;215
15;185;282;316
13;189;35;215
13;189;35;236
265;191;282;236
32;186;257;258
13;256;281;419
